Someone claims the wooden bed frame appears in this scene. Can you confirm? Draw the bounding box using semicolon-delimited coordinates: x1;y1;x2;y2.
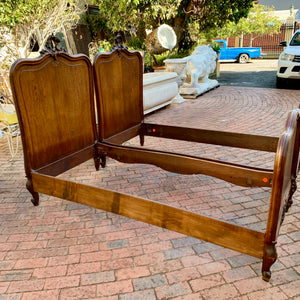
10;42;300;282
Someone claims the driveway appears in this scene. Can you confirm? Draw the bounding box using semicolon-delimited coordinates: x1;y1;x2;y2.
218;59;278;89
1;61;300;299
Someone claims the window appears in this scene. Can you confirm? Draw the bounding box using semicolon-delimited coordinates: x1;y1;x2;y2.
217;41;225;49
290;33;300;46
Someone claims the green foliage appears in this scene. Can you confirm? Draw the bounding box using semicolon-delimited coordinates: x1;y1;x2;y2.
191;0;253;30
0;0;57;29
178;32;196;52
0;0;82;60
0;0;83;97
92;0;182;32
88;39;113;61
82;14;107;38
89;0;253;51
211;42;221;53
98;40;112;52
143;48;191;72
214;4;282;46
126;36;146;50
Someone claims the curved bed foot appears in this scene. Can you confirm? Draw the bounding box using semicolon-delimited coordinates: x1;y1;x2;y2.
26;179;39;206
262;242;277;282
262;270;272;282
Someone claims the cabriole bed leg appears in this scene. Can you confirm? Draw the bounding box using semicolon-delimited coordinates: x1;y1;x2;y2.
26;178;39;206
262;241;277;282
94;143;101;171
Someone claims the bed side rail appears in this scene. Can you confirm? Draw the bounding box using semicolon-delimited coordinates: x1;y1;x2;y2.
97;141;273;188
143;123;279;152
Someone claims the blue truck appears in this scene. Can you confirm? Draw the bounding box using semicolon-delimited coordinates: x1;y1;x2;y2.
214;40;263;63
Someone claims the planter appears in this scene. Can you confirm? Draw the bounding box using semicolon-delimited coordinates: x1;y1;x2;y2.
143;72;178;114
164;58;187;87
152;65;166;72
215;53;221;78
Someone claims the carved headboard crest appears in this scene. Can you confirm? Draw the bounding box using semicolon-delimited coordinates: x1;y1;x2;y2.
110;34;128;52
40;34;66;59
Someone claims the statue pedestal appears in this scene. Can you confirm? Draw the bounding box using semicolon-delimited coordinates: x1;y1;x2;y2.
180;79;219;99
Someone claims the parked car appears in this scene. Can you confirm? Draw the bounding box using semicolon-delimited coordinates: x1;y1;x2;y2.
214;40;263;63
276;29;300;88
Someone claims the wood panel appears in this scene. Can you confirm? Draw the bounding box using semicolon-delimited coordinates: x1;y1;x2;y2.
93;49;144;142
97;142;273;187
104;124;141;144
10;53;97;173
32;172;265;259
36;145;95;176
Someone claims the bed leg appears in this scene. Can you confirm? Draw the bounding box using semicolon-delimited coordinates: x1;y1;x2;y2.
26;178;39;206
286;176;297;212
262;241;277;282
94;143;107;170
100;151;107;168
95;152;107;169
140;133;144;146
94;143;101;170
94;155;101;171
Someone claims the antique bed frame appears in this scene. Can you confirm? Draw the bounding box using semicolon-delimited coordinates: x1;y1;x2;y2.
10;42;300;282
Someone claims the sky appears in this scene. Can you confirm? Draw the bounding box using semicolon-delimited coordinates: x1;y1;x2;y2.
257;0;299;10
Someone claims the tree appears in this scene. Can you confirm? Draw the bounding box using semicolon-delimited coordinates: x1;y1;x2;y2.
0;0;83;93
90;0;253;50
216;4;281;47
246;4;281;47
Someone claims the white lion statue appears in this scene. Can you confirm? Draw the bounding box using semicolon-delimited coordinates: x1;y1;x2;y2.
184;45;217;88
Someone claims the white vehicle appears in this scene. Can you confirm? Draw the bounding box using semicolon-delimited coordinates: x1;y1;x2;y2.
276;29;300;88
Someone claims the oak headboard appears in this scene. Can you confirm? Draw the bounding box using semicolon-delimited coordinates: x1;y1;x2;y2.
10;53;97;173
93;48;144;143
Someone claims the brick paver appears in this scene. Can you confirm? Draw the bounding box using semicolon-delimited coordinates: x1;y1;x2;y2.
1;62;300;298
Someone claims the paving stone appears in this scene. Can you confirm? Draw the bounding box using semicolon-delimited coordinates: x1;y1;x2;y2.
133;274;167;290
200;283;240;300
155;282;192;299
191;274;224;293
119;289;156;300
164;246;195;260
227;255;260;268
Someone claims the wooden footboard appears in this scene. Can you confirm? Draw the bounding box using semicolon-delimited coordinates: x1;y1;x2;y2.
263;109;300;280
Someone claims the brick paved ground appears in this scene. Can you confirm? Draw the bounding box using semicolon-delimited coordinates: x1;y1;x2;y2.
1;71;300;299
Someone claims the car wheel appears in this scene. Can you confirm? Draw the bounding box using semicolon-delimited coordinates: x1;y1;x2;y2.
238;53;249;63
276;76;285;88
